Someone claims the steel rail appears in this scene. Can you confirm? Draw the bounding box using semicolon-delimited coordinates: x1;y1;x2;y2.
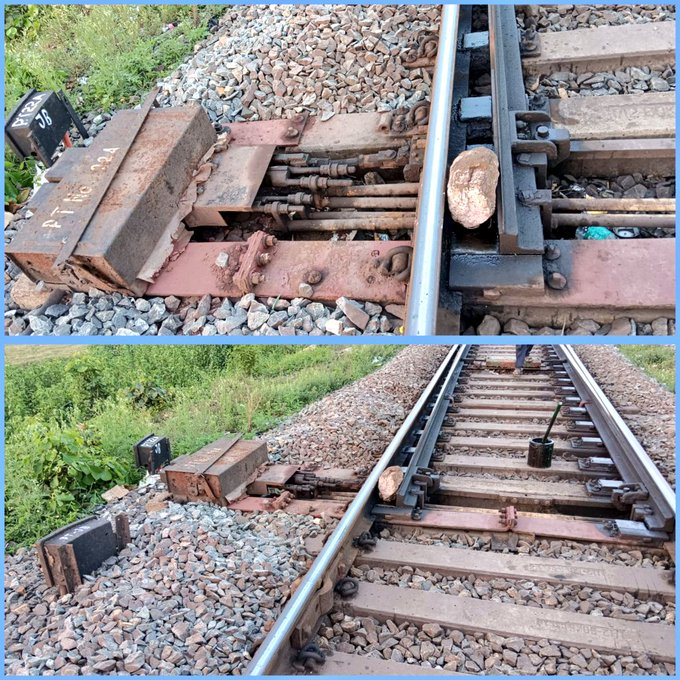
557;346;675;533
247;344;463;674
405;4;460;336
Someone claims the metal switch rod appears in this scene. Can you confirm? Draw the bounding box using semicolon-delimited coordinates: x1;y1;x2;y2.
405;4;459;336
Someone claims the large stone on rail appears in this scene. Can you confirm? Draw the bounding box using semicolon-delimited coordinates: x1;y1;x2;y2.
378;466;404;502
446;147;499;229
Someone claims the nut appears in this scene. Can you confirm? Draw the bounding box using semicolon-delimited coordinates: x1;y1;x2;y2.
250;271;265;286
257;253;272;266
264;235;278;247
304;269;323;285
547;272;567;290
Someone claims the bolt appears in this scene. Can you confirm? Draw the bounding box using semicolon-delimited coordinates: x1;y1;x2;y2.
536;125;550;139
304;269;323;285
250;271;265;286
544;244;561;260
367;275;375;284
371;249;380;257
547;272;567;290
264;235;278;247
257;253;272;266
285;127;299;138
293;114;305;124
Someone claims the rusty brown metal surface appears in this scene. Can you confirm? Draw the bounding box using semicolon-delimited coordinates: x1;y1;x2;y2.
54;89;160;269
467;239;675;315
552;198;675;213
552;214;675;230
161;436;268;505
7;106;216;290
297;112;414;154
189;144;276;220
229;496;348;518
247;464;300;496
35;515;126;595
390;508;662;545
226;112;308;146
147;239;411;303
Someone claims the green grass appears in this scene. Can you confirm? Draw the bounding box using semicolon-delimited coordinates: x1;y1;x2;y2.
4;344;402;549
5;345;86;365
617;345;675;392
5;4;222;204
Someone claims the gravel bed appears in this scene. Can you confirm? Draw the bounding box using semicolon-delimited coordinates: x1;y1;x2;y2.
317;613;674;675
5;4;441;337
574;345;676;486
527;65;675;98
4;477;335;676
524;4;676;33
265;344;451;469
466;313;675;336
5;286;403;337
348;563;674;624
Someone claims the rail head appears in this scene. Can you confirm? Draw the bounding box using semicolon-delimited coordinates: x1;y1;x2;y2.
246;344;465;674
556;345;675;533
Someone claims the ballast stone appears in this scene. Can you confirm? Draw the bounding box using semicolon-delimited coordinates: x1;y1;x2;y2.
447;147;500;229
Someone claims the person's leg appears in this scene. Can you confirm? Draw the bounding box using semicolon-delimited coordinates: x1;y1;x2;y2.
514;345;531;374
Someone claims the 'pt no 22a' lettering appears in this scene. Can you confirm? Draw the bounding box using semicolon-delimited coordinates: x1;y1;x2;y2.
41;147;120;229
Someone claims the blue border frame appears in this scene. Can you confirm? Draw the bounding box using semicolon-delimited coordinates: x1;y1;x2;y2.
1;1;678;678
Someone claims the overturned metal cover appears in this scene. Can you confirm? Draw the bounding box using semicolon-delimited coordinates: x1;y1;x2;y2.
35;514;130;595
7;105;216;292
161;435;268;505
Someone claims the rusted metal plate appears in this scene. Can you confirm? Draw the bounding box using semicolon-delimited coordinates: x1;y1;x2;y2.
467;239;675;320
523;21;676;74
392;508;661;544
190;144;275;218
359;540;675;600
161;436;268;505
54;89;159;269
297;112;412;154
347;582;675;661
147;239;411;304
6;106;216;290
35;514;128;595
226;112;308;146
44;146;86;183
229;496;347;518
550;92;675;140
247;464;299;495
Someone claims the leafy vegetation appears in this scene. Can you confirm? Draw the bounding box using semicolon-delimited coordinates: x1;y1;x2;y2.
5;344;401;549
5;4;222;204
617;345;675;392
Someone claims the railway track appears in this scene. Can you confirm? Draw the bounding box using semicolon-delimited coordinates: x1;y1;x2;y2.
246;344;676;675
5;4;675;336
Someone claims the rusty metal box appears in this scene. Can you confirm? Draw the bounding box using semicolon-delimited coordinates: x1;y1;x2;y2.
161;436;268;505
35;515;129;595
7;105;216;291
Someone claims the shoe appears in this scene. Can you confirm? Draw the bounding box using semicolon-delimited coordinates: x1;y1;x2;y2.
513;368;522;375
